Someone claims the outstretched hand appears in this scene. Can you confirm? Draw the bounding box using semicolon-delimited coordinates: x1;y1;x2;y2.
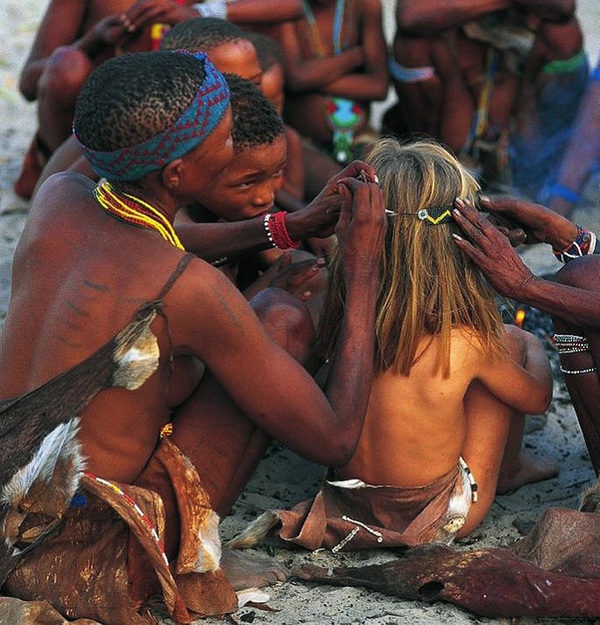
452;198;536;299
479;194;578;249
290;161;380;240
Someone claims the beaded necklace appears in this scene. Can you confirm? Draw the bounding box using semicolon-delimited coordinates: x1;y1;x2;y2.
302;0;346;58
93;181;185;250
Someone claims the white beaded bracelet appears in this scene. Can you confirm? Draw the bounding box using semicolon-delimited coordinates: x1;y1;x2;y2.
192;1;228;20
560;365;598;375
263;213;276;247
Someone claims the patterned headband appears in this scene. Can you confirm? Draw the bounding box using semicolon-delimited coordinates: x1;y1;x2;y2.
75;52;230;182
392;204;454;225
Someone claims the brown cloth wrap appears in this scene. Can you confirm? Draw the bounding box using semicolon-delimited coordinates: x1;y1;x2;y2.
0;438;237;625
231;463;472;553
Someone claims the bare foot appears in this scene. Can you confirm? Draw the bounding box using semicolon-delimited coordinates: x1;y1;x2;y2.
221;547;289;591
13;134;50;200
496;453;558;495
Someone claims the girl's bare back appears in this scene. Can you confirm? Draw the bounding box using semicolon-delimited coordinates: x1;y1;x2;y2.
338;330;487;486
337;325;552;496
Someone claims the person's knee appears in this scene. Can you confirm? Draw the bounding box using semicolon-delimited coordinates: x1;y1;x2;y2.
555;255;600;291
537;18;583;60
457;504;489;539
250;287;315;363
38;47;93;105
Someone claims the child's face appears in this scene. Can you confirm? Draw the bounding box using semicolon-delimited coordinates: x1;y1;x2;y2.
260;63;285;116
203;134;287;222
208;40;263;88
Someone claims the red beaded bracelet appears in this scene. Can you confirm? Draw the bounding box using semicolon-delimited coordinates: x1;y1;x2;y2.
264;211;300;250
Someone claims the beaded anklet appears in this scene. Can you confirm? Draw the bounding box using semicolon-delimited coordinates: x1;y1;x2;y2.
263;212;300;250
552;225;596;263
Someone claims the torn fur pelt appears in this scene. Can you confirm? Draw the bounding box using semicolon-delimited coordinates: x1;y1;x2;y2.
0;304;160;586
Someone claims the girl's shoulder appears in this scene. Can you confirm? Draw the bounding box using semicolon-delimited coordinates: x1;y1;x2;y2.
447;327;499;367
457;323;530;369
449;326;488;348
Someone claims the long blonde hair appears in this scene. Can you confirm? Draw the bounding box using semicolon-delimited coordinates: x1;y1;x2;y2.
319;138;504;377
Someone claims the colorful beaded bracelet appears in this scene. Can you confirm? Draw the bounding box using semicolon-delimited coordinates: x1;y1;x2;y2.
552;225;596;263
263;212;300;250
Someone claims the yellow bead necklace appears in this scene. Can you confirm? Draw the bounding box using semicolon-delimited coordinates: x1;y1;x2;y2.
93;181;185;250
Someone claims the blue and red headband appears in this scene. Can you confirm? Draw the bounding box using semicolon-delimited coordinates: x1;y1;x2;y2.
75;52;230;181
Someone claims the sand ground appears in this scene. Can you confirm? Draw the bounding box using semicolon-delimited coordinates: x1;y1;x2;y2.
0;1;600;624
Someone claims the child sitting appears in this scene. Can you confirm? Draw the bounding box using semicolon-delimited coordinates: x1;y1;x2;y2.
34;17;264;195
247;32;305;207
35;21;334;298
161;17;263;86
248;31;335;258
177;74;327;312
230;137;556;552
384;1;587;195
277;0;389;166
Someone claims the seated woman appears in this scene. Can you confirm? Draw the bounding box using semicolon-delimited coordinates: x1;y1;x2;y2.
230;137;557;552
